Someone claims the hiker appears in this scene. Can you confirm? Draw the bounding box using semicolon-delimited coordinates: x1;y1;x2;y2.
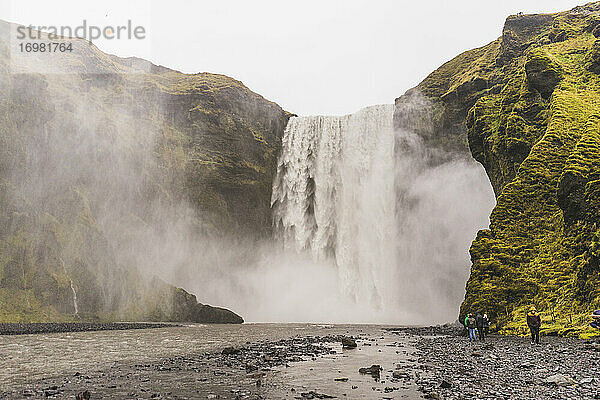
465;313;477;342
590;309;600;329
527;306;541;344
476;312;485;341
483;313;490;335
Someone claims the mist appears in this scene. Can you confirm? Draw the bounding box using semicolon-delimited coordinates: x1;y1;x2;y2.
4;29;495;323
173;102;495;324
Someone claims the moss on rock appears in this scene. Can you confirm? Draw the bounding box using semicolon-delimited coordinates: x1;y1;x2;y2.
396;2;600;337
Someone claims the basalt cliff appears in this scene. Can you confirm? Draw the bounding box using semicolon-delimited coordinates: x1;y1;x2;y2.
395;2;600;336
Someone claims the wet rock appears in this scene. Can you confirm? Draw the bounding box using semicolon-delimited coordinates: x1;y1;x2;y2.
358;364;382;379
221;347;239;355
75;390;91;400
440;379;452;389
300;390;336;399
44;388;61;398
245;364;258;373
341;337;357;349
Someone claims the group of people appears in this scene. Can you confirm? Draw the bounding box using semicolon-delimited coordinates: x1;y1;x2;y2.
464;312;489;342
464;307;600;344
464;307;541;344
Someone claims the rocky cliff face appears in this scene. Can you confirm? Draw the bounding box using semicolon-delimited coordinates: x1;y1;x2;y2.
0;20;289;322
395;2;600;336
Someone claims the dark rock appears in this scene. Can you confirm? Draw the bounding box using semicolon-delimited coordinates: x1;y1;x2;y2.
440;379;452;389
358;364;382;379
221;347;239;355
300;390;336;399
75;390;91;400
341;337;357;349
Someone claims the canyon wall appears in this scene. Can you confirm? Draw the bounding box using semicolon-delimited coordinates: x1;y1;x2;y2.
395;2;600;336
0;20;290;322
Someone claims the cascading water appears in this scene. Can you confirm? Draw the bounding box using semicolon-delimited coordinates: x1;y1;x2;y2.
271;105;396;310
60;258;79;315
270;104;495;323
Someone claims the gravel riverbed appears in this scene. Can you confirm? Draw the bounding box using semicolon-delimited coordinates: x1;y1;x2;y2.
394;326;600;400
2;324;599;399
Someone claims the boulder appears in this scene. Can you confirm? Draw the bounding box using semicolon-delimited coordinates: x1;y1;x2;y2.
221;347;239;355
359;364;382;379
341;337;357;349
542;374;576;387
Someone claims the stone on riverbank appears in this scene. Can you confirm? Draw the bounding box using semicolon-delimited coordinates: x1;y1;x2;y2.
341;337;357;349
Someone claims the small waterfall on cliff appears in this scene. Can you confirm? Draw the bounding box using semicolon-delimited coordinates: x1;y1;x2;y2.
60;258;79;315
270;104;495;323
69;280;79;315
272;105;396;310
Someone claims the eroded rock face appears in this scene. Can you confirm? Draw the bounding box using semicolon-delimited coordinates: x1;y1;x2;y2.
525;52;563;99
395;3;600;335
0;20;288;323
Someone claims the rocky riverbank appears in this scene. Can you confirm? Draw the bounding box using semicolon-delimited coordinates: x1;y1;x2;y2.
0;322;180;335
0;333;345;399
4;324;599;399
391;326;600;400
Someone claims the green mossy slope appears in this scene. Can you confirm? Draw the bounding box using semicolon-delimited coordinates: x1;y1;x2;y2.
396;2;600;337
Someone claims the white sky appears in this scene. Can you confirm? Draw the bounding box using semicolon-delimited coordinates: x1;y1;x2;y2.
1;0;588;115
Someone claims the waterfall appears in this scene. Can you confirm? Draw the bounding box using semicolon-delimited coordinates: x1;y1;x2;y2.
60;258;79;315
270;104;495;323
70;280;79;315
271;104;397;310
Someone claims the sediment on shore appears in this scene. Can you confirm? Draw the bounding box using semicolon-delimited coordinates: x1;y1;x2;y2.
0;322;180;335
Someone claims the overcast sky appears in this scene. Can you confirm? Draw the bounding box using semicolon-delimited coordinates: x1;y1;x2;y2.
2;0;588;115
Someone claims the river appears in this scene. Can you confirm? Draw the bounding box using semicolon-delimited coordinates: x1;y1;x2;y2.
1;323;421;399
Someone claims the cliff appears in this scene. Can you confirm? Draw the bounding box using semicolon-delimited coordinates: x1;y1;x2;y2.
395;2;600;337
0;20;289;322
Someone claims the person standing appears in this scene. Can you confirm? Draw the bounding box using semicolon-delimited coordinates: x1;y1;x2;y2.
483;313;490;335
476;312;485;341
527;306;541;344
465;314;477;342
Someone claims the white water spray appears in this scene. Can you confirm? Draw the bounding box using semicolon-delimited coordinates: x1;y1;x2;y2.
268;104;495;323
272;105;396;309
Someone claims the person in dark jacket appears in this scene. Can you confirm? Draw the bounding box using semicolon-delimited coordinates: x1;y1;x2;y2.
527;306;541;344
476;312;485;341
483;313;490;335
465;314;477;342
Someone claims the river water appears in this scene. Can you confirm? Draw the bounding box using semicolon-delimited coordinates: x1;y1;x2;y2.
0;324;420;399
